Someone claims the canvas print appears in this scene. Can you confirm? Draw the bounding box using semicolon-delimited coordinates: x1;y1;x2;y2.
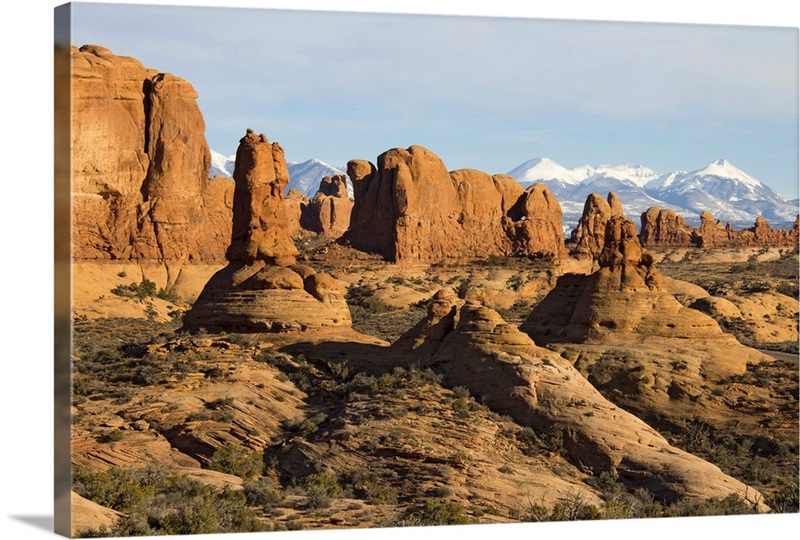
55;1;799;537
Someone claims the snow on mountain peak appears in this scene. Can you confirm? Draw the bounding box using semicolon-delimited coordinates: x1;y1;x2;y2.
590;163;661;188
693;159;762;188
209;150;236;178
506;157;592;186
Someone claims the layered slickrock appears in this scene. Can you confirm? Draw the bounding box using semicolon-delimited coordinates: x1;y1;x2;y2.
183;130;351;333
71;44;231;262
521;199;772;432
639;207;799;249
390;289;767;507
300;174;354;237
343;145;565;262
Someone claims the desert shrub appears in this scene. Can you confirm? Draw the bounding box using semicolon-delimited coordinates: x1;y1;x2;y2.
347;469;398;504
506;274;525;292
111;476;266;536
515;426;542;456
456;279;472;299
299;472;342;509
205;397;234;410
545;425;565;455
72;467;153;512
403;499;471;526
661;493;757;517
111;279;158;300
341;366;442;398
767;481;800;513
98;429;125;443
209;444;263;479
156;287;179;302
301;471;343;498
243;478;285;509
364;482;399;504
283;412;327;436
485;254;505;266
346;283;393;314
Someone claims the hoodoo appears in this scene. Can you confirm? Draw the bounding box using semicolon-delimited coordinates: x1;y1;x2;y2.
182;130;351;333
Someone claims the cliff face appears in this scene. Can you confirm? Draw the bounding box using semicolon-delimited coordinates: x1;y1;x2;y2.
71;44;231;262
344;145;565;262
639;207;799;249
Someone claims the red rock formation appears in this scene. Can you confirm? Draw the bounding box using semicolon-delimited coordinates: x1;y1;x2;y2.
71;45;230;262
226;129;298;266
390;289;766;508
570;193;609;260
183;130;351;333
507;183;566;259
285;189;309;239
344;145;565;262
300;175;354;238
639;207;799;249
639;207;693;247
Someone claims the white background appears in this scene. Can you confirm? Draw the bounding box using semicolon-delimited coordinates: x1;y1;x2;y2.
1;1;798;539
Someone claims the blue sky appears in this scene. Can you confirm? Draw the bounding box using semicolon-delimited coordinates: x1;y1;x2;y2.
70;1;799;197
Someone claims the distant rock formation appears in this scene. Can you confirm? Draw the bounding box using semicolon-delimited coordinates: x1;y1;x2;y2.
639;207;799;249
183;130;351;333
639;207;693;247
569;192;625;260
285;189;309;239
71;44;231;262
391;289;767;508
343;145;566;262
300;175;354;237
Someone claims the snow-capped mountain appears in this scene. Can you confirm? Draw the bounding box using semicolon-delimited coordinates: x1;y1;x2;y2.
286;159;350;198
507;157;798;231
588;163;661;188
210;150;235;178
507;157;592;189
645;159;797;224
208;151;350;198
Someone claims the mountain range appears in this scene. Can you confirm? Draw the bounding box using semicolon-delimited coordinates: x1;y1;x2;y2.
211;150;797;231
507;157;798;231
210;150;350;198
